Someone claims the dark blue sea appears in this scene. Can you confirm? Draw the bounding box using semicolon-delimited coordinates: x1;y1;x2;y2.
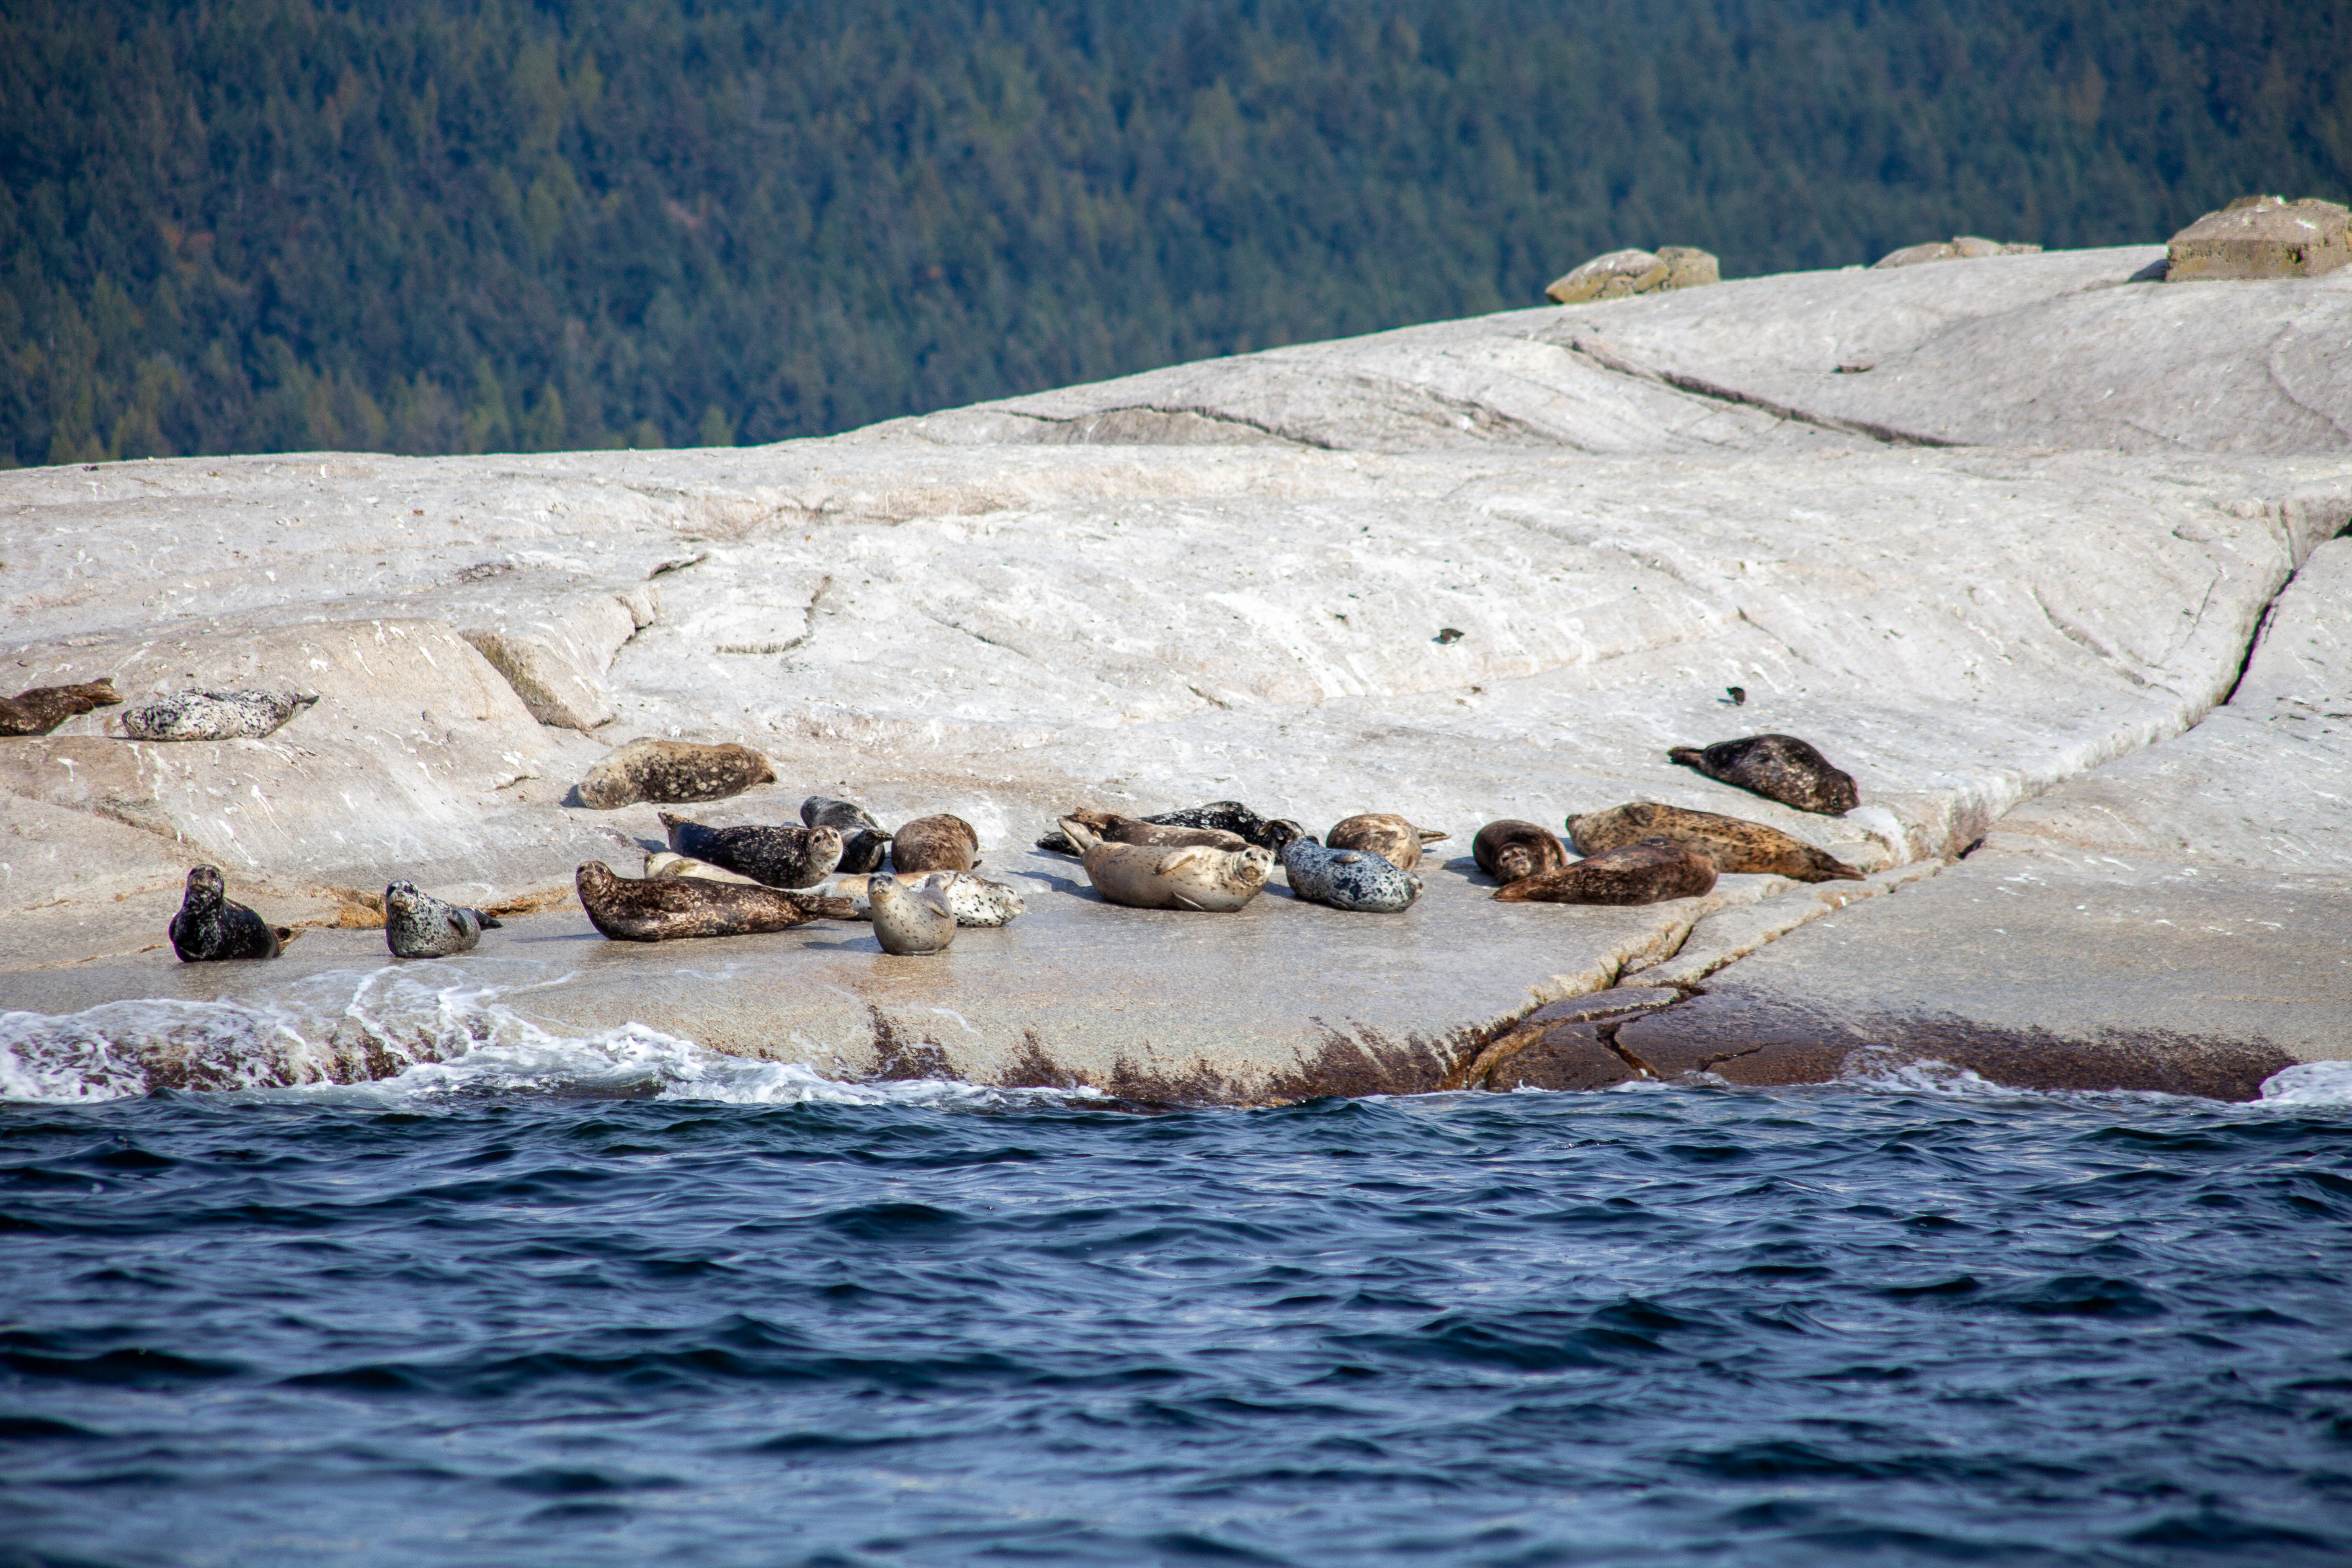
5;1039;2352;1567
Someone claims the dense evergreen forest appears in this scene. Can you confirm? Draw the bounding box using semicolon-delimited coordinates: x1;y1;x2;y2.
2;0;2345;467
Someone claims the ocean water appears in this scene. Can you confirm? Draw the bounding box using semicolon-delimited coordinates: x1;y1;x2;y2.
4;1029;2352;1568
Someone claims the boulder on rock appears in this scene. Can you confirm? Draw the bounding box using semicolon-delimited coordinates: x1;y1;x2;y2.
1873;236;2043;268
1545;245;1720;304
2166;196;2350;281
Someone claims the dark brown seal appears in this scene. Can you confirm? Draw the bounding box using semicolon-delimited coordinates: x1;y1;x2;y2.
1667;734;1857;815
1567;802;1863;882
1327;813;1449;873
892;813;981;874
801;795;894;874
1471;820;1571;884
0;678;121;737
170;865;295;961
576;739;777;810
660;812;843;888
1493;837;1718;905
575;861;854;942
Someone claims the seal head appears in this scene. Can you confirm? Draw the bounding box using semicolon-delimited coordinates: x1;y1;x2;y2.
660;812;844;888
892;813;982;874
801;796;895;874
868;874;959;955
1326;813;1450;873
1492;837;1718;905
1281;838;1422;912
1060;818;1274;912
1667;733;1858;815
383;880;502;958
575;861;854;942
169;865;291;961
1471;820;1571;885
1566;801;1863;882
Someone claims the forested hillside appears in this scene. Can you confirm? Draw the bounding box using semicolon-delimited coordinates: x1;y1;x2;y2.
3;0;2345;467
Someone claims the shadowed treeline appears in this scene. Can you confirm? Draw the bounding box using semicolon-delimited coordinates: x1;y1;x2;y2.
2;0;2345;466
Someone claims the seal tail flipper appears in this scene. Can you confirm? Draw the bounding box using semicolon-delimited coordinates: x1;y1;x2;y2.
275;926;301;946
1171;893;1207;912
1414;827;1451;843
1666;746;1706;769
473;911;504;928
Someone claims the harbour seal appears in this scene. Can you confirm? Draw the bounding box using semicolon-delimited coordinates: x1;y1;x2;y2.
1492;837;1718;905
892;813;982;874
1060;818;1274;912
644;851;761;885
1667;734;1858;815
1039;810;1249;854
1281;838;1422;912
0;678;122;737
660;812;844;888
801;796;894;874
1326;814;1450;873
1471;820;1571;885
1035;801;1303;854
122;689;317;741
817;871;1027;927
383;880;503;958
576;739;776;810
575;861;854;942
1566;802;1863;882
868;874;958;955
169;865;294;961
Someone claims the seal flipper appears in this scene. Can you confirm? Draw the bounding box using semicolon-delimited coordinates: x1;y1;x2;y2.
474;912;504;928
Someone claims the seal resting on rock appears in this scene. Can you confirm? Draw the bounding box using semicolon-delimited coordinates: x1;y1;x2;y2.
123;689;316;741
575;861;854;942
1060;818;1273;912
1667;734;1858;815
0;678;122;737
644;851;761;886
869;874;958;955
169;865;294;961
1472;820;1571;885
1039;810;1249;854
817;871;1026;927
1493;838;1718;905
576;739;776;810
892;813;982;874
1567;802;1863;882
1035;801;1302;854
801;796;894;874
1281;838;1421;912
1326;813;1449;873
384;880;502;958
660;812;843;888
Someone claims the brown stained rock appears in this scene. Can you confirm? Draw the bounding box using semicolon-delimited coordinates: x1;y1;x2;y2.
1656;245;1721;290
1486;1021;1640;1093
1545;245;1719;305
2166;196;2351;281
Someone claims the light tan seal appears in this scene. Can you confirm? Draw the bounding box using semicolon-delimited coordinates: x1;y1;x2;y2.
1567;802;1862;882
1060;818;1274;912
869;875;958;955
576;739;777;810
1492;838;1718;905
892;813;982;874
1327;814;1450;872
1471;820;1570;884
576;861;853;942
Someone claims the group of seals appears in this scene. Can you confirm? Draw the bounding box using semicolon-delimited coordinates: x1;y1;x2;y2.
122;689;317;742
0;678;122;737
1566;802;1863;883
1040;801;1431;914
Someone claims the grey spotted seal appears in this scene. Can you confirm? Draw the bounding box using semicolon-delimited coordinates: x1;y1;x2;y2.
575;861;854;942
816;871;1026;927
1492;837;1718;905
892;813;981;874
660;812;844;888
1281;838;1421;912
1326;814;1449;873
801;796;894;874
1472;820;1571;885
169;865;294;961
123;689;317;741
576;739;776;810
1668;734;1858;815
868;874;958;955
644;851;761;885
0;678;121;737
1035;801;1304;855
1060;818;1274;912
1567;802;1863;882
384;880;503;958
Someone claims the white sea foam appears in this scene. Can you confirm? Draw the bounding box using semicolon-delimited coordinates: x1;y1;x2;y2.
2256;1060;2352;1106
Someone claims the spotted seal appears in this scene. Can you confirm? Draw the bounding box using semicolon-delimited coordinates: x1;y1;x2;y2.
891;813;982;874
1281;838;1421;912
1035;801;1304;855
801;796;894;874
575;861;854;942
1326;813;1450;873
660;812;844;888
1471;820;1571;884
169;865;294;961
384;880;503;958
576;739;777;810
1059;818;1274;912
1492;837;1718;905
1566;802;1863;882
122;689;317;742
1667;734;1858;815
816;871;1026;927
0;678;121;737
869;874;958;955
